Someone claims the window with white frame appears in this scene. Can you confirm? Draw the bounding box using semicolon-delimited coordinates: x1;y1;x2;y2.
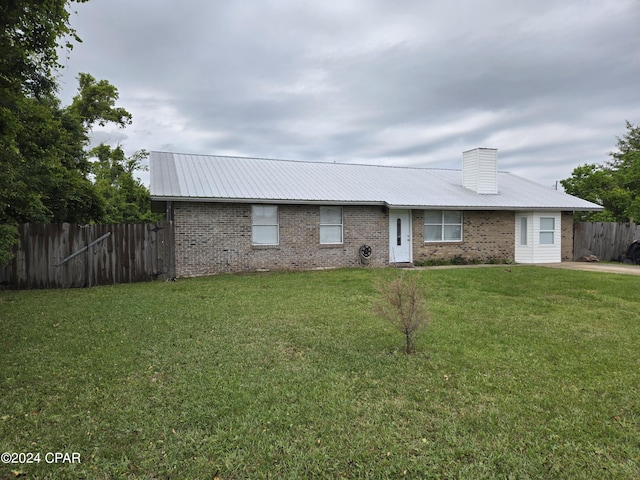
519;216;528;246
424;210;463;242
252;205;279;245
320;206;343;244
539;217;555;245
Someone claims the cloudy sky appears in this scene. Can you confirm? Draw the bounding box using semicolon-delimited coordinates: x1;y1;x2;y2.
57;0;640;188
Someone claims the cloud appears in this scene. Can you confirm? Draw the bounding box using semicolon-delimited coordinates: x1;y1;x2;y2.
58;0;640;187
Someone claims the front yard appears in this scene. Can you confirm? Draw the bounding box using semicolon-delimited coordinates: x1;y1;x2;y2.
1;267;638;479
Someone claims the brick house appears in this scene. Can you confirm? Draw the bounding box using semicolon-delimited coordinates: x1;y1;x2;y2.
150;149;602;277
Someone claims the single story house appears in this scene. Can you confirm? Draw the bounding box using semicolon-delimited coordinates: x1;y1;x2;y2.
149;148;602;277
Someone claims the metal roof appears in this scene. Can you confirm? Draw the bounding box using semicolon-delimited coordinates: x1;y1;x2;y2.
149;151;603;211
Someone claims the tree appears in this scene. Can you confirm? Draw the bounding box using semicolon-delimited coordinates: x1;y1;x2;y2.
90;145;163;223
608;121;640;221
0;0;87;98
0;1;158;265
1;74;133;227
561;122;640;222
1;0;90;264
4;92;106;224
0;0;86;263
69;73;132;129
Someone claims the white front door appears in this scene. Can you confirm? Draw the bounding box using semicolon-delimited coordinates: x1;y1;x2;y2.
389;209;412;263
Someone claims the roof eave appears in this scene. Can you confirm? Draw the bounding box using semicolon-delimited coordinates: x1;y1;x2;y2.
151;196;604;212
150;196;386;206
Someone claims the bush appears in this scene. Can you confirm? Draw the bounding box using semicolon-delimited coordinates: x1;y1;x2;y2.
414;256;512;267
373;272;431;354
0;224;18;267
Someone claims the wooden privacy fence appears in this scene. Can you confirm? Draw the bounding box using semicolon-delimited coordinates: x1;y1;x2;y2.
573;222;640;261
0;222;175;289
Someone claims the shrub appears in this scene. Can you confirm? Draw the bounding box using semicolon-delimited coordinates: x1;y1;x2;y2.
0;224;18;267
450;255;467;265
414;256;512;267
373;272;431;354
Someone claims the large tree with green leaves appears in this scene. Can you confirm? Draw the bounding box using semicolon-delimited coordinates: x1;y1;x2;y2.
0;0;87;97
1;71;135;224
90;145;160;224
1;0;89;263
561;121;640;222
1;1;160;266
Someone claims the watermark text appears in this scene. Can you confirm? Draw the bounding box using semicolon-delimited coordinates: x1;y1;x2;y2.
1;452;81;464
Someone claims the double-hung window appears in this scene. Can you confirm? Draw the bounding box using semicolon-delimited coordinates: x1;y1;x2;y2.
539;217;555;245
252;205;278;245
320;206;343;244
424;210;463;242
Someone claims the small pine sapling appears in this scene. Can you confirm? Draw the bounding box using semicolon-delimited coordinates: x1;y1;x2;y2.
373;272;431;354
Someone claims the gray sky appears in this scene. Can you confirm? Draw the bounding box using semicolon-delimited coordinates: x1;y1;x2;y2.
58;0;640;188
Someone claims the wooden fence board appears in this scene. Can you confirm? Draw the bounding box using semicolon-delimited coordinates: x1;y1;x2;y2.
0;222;175;289
573;222;640;261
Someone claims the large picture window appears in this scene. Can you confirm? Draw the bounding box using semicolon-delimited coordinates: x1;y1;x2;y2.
424;210;462;242
252;205;278;245
320;206;343;244
539;217;555;245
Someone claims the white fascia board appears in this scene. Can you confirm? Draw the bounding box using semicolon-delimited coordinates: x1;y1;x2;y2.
151;196;603;211
386;204;602;211
150;196;385;206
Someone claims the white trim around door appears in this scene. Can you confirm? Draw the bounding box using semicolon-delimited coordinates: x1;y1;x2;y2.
389;209;412;263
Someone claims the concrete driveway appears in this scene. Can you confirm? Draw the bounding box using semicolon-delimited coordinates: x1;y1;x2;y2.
538;262;640;276
417;262;640;276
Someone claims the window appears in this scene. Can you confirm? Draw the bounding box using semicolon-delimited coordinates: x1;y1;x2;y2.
252;205;278;245
320;206;343;244
520;216;528;246
424;210;462;242
539;217;555;245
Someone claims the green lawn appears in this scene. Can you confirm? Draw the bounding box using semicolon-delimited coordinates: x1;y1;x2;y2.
1;267;639;479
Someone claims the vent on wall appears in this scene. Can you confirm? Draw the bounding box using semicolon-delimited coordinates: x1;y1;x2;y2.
462;148;498;194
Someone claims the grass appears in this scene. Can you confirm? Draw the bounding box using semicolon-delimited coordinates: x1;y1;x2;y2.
0;266;639;479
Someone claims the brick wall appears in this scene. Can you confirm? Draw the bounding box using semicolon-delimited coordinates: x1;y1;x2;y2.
174;203;573;276
561;211;574;261
412;210;515;263
174;202;389;276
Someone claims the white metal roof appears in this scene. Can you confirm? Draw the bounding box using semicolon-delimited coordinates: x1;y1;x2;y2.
150;151;602;211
